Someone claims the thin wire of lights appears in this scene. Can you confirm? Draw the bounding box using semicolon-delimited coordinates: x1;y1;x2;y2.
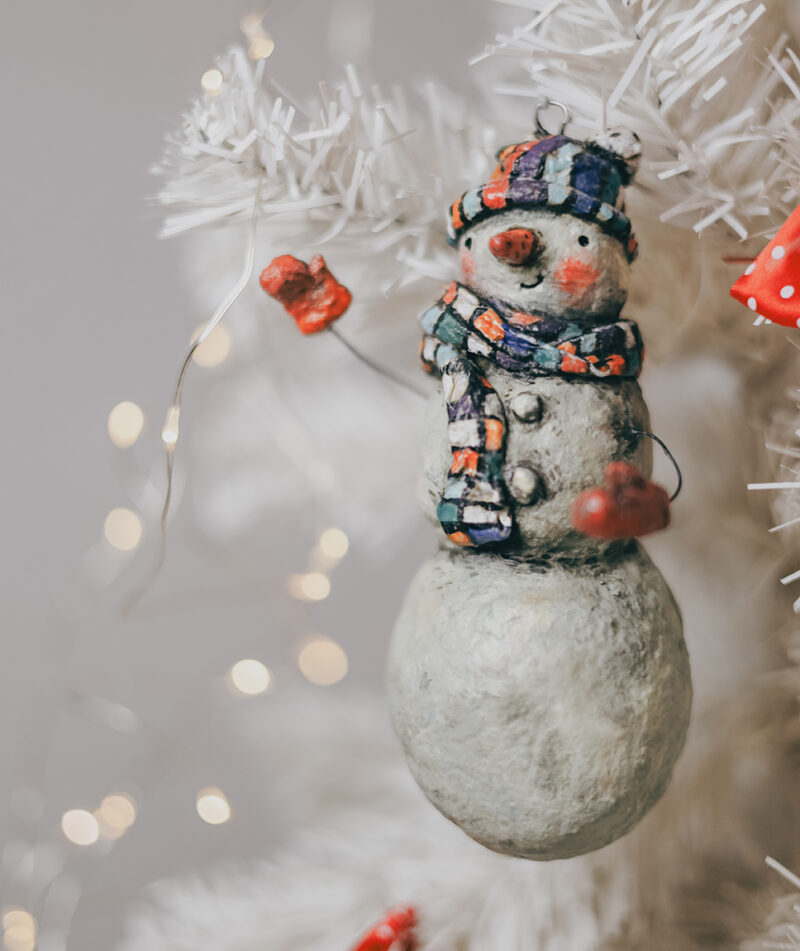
124;174;264;612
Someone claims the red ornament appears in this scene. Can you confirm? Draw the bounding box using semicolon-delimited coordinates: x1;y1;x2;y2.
730;203;800;328
351;906;417;951
260;254;352;334
572;462;670;539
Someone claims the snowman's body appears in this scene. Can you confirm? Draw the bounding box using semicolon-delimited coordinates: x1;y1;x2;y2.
420;368;652;560
389;545;688;860
388;133;692;861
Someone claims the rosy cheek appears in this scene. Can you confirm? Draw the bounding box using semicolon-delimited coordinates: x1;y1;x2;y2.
554;257;601;296
460;249;475;284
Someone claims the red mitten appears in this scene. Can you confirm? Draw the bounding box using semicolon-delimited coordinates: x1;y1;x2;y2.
572;462;670;539
260;254;352;334
730;203;800;327
351;906;416;951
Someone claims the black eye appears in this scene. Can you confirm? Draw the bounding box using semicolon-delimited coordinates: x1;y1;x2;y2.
578;235;590;247
465;237;473;249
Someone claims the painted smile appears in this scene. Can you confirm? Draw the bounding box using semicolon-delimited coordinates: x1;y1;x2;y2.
520;274;544;290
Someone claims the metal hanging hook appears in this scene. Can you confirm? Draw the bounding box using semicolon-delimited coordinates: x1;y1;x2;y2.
534;100;570;137
629;428;683;502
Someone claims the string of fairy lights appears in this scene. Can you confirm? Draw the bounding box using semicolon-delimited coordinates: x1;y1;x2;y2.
103;326;352;721
6;345;352;944
2;17;355;949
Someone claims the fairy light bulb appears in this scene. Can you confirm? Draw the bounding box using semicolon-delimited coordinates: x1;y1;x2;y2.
298;637;348;686
95;792;137;839
201;68;223;97
318;527;349;560
107;401;144;448
192;324;231;367
196;788;231;825
248;33;275;59
241;11;275;58
162;404;180;446
229;659;271;696
288;572;331;601
103;508;143;552
61;809;100;846
3;910;37;951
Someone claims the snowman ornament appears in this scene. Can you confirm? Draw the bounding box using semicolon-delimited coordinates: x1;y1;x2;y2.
262;127;692;862
389;128;691;861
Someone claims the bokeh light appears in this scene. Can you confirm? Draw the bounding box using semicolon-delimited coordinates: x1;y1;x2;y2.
196;788;231;825
3;910;37;951
288;572;331;601
201;68;223;96
107;401;144;448
95;792;137;839
318;527;349;560
192;325;231;367
241;11;275;59
248;34;275;59
298;637;348;686
61;809;100;846
229;659;271;696
103;508;143;552
161;405;180;446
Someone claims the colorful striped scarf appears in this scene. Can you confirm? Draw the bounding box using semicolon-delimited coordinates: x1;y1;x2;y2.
420;282;643;378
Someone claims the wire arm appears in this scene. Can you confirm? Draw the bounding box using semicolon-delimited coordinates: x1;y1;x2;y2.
629;428;683;502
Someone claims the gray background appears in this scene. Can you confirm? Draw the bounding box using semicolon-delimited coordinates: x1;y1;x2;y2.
1;2;503;947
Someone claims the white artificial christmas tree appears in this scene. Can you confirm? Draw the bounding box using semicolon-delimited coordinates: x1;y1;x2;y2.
119;1;800;947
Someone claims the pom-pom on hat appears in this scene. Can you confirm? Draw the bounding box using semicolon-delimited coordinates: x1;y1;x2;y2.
447;132;640;261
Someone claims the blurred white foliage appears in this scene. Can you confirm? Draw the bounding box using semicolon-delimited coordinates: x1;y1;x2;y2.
742;893;800;950
188;304;429;549
158;46;497;283
119;670;800;951
761;388;800;613
481;0;800;237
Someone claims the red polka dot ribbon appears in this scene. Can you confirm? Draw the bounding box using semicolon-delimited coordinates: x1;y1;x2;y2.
351;906;416;951
730;204;800;328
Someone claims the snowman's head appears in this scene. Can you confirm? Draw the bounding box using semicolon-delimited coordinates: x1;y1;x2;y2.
458;208;630;321
447;130;641;323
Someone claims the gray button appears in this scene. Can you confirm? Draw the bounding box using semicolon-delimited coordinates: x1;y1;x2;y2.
509;392;543;423
507;465;542;504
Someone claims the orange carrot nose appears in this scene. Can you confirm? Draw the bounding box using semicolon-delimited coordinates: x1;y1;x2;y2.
489;228;540;266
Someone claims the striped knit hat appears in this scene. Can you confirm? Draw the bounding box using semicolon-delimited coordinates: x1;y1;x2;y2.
447;133;640;261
